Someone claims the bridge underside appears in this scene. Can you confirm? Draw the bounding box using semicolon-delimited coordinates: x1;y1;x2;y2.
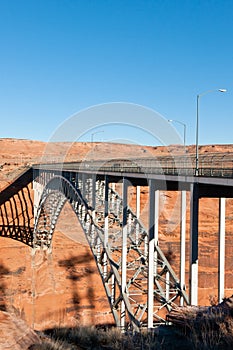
0;169;34;246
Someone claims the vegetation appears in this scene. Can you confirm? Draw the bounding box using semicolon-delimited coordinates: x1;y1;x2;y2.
28;321;233;350
166;296;233;349
29;297;233;350
29;325;186;350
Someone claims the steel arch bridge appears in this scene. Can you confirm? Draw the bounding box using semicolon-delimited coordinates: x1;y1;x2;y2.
33;174;189;331
1;153;233;330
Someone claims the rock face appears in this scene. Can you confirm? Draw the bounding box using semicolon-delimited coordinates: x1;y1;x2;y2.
0;310;40;349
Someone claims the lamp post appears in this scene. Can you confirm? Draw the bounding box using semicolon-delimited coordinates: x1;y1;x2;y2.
91;130;104;143
195;89;227;176
168;119;186;149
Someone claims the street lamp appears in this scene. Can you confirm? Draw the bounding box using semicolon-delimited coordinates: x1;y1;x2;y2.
91;130;104;143
168;119;186;148
195;89;227;176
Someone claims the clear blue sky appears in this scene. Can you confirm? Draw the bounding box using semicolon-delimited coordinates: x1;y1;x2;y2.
0;0;232;146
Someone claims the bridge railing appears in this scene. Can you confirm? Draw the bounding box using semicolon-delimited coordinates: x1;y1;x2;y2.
74;153;233;178
36;152;233;178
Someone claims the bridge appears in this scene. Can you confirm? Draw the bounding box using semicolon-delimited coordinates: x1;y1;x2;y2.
0;153;233;330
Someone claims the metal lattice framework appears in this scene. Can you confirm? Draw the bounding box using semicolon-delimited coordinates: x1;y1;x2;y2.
34;175;189;330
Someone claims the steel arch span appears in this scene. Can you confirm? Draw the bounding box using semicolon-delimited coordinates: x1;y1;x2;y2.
34;175;189;330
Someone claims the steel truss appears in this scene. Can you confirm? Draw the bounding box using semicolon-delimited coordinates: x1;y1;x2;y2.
34;174;189;330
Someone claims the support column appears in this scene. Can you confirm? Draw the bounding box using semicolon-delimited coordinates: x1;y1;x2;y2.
92;175;96;215
136;185;140;219
180;190;186;306
33;178;44;220
104;176;109;277
91;175;96;246
218;197;226;303
189;183;199;306
86;177;91;203
75;173;79;190
121;177;128;329
82;173;86;200
148;180;159;329
135;186;141;247
69;171;73;184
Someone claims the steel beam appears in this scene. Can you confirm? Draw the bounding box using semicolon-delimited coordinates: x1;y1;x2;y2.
104;176;109;245
121;177;128;329
82;173;86;200
104;176;109;277
189;183;199;306
91;174;96;246
136;185;140;219
180;190;186;306
75;172;79;190
218;197;226;303
148;180;159;328
33;180;43;220
135;185;141;246
91;174;96;214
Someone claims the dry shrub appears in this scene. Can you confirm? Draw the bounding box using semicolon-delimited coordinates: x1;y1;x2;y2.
167;296;233;349
29;338;75;350
30;326;164;350
30;299;233;350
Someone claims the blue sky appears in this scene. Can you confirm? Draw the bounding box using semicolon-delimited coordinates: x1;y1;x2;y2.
0;0;232;146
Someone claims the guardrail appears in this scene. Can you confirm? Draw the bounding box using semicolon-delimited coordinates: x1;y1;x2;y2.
77;153;233;178
35;152;233;178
